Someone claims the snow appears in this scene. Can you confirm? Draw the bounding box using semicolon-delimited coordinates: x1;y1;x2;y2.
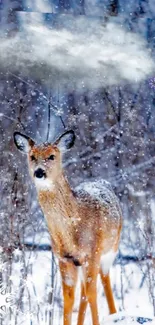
75;179;119;206
1;250;154;325
103;314;154;325
1;2;155;325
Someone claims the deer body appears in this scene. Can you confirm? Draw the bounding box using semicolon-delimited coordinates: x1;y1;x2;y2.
14;130;122;325
38;177;121;266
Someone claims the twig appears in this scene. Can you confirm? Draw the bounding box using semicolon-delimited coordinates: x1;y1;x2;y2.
120;263;125;309
0;113;25;130
50;102;66;129
46;96;51;142
8;72;66;132
103;89;118;121
110;155;155;187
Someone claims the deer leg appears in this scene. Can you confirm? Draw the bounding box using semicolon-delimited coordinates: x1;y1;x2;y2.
85;258;100;325
59;261;78;325
77;281;88;325
100;270;116;314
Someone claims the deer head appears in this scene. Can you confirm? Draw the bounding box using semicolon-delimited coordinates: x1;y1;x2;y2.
13;130;75;190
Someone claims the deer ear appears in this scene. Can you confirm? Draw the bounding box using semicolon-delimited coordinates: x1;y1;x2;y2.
13;132;35;153
55;130;75;152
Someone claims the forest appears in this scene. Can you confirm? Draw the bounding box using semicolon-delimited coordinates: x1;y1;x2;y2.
0;1;155;325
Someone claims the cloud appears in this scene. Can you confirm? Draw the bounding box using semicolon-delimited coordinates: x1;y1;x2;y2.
25;0;54;13
0;16;154;89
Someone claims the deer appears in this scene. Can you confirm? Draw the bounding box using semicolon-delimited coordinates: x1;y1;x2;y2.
14;130;122;325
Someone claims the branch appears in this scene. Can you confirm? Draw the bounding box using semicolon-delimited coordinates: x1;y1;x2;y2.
2;244;154;266
46;99;51;142
0;113;25;130
49;102;66;129
110;155;155;187
117;253;155;265
8;72;66;131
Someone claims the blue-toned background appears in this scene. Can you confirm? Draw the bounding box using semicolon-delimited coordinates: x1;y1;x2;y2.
0;1;155;324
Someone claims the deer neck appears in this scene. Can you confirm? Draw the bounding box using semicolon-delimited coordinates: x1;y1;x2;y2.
37;173;79;254
38;173;77;213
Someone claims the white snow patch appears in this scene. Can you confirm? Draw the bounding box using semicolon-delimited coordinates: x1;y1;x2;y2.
76;180;113;202
100;250;117;275
63;276;75;287
75;180;121;217
103;312;154;325
4;250;154;325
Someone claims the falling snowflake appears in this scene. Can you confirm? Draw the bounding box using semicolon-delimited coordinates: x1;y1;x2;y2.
0;257;6;273
54;107;64;116
135;218;145;230
22;274;34;290
0;284;16;318
148;77;155;89
0;249;16;318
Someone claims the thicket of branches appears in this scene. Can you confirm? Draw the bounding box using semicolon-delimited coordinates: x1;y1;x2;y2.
0;0;155;324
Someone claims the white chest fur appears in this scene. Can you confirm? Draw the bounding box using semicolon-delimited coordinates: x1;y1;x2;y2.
35;178;55;191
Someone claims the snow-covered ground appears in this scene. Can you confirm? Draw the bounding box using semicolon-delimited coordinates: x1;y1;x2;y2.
1;244;154;325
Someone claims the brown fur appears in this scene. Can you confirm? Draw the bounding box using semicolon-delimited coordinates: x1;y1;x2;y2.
36;172;121;265
17;138;122;325
28;144;122;325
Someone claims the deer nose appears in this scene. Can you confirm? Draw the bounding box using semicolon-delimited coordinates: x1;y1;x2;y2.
34;168;46;179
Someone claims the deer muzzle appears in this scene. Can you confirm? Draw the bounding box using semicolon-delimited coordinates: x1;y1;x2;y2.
34;168;46;179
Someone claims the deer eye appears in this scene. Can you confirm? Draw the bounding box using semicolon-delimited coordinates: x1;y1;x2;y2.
48;154;55;160
31;155;36;161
